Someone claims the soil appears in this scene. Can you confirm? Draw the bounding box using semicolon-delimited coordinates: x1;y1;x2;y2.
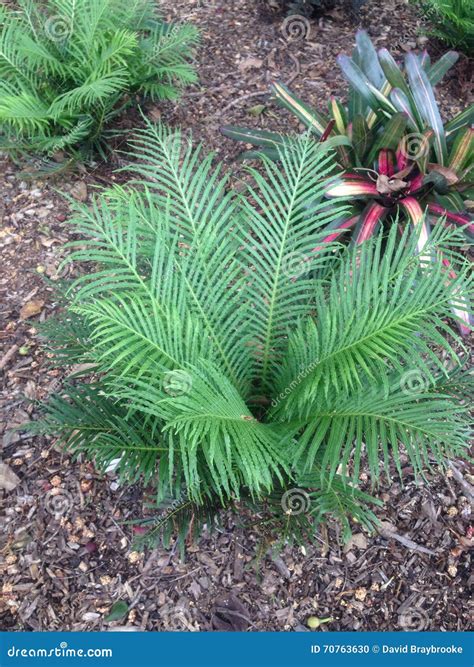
0;0;473;632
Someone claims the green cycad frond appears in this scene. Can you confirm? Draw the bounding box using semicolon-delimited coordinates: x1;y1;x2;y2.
31;383;166;486
292;375;468;485
49;70;130;116
273;224;470;421
99;125;254;392
31;125;472;551
138;23;200;99
115;361;290;500
245;472;382;547
301;474;382;542
0;91;50;132
239;139;351;390
75;295;212;377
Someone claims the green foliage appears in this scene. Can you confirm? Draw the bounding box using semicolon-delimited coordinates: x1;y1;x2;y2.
31;123;472;551
222;30;474;333
415;0;474;54
0;0;199;160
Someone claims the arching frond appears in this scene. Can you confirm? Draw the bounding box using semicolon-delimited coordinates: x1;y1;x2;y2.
273;224;471;421
238;137;351;390
291;376;468;484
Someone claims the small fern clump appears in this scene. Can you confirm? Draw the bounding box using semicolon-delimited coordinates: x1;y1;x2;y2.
0;0;199;161
415;0;474;54
32;123;472;552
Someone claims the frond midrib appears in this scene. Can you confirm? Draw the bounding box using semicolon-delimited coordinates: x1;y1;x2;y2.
259;141;311;387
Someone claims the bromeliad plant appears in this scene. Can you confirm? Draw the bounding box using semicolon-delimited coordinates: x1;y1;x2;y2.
222;31;473;332
32;124;472;551
0;0;198;162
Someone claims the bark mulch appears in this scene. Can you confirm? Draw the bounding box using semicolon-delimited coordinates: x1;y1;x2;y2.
1;0;473;633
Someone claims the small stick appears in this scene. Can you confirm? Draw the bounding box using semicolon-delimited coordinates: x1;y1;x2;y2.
0;344;18;372
378;524;436;556
218;90;268;116
448;461;474;503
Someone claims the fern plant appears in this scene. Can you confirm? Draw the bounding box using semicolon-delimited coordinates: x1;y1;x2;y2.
0;0;198;162
32;123;472;551
415;0;474;54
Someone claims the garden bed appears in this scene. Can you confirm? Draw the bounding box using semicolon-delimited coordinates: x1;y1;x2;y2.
0;0;472;632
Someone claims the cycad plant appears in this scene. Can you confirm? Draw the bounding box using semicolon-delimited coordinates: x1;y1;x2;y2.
33;123;472;551
0;0;198;161
414;0;474;54
222;31;473;332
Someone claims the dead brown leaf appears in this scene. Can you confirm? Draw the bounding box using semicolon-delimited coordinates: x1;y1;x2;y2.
70;181;88;202
19;299;44;320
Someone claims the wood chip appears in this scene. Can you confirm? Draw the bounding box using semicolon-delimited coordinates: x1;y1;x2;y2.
0;462;21;491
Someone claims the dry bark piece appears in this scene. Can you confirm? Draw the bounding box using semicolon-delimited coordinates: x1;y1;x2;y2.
211;593;251;631
0;462;21;491
0;344;18;371
344;533;368;552
238;56;264;72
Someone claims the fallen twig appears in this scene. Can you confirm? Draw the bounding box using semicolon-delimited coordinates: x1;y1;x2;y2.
0;344;18;372
378;522;436;556
448;461;474;504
